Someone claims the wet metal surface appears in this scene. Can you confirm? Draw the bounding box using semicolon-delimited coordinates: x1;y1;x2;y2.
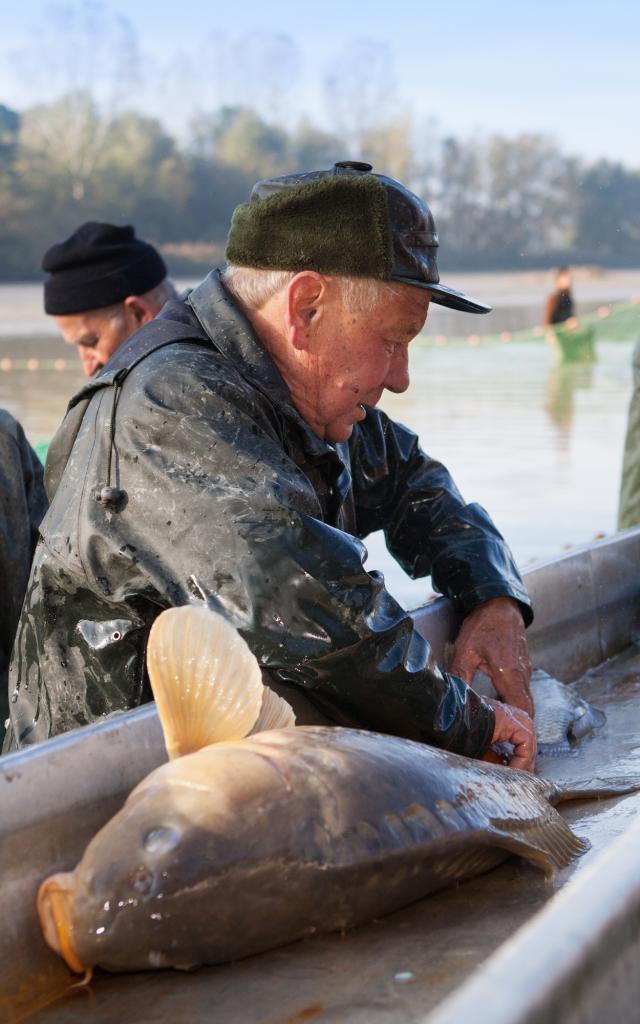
429;813;640;1024
17;643;640;1024
428;650;640;1024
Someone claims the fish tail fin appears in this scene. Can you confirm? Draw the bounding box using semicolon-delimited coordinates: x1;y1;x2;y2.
492;811;589;876
147;606;265;759
250;686;296;733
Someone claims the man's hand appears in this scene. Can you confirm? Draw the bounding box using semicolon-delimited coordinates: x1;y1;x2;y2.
450;597;534;717
486;698;537;771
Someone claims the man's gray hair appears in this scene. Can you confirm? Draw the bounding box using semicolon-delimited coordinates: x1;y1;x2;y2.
222;265;402;314
142;277;178;312
105;277;178;330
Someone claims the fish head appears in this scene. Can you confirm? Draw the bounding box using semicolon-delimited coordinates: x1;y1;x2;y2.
38;738;295;972
37;793;192;973
568;700;607;741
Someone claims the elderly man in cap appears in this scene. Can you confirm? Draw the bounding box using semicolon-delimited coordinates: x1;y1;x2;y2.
5;162;535;768
42;222;177;377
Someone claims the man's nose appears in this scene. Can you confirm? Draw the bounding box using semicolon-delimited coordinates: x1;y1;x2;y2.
384;346;410;394
79;349;102;377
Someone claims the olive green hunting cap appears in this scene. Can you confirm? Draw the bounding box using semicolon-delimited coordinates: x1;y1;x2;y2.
225;160;491;315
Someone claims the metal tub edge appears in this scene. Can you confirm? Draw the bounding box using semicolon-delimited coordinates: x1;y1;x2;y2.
424;813;640;1024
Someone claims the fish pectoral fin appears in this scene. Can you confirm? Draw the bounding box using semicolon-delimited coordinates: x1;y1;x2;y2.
147;605;265;759
489;811;589;875
249;686;296;734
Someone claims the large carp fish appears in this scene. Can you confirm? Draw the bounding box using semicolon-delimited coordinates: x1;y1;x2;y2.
37;607;627;975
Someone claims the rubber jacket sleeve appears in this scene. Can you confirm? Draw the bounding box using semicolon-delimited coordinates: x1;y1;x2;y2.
349;411;532;623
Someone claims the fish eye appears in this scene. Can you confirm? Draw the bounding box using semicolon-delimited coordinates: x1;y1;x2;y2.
143;825;181;854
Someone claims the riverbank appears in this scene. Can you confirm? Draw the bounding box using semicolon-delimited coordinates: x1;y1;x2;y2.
2;268;640;338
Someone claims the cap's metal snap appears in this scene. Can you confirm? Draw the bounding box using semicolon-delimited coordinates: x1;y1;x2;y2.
334;160;373;173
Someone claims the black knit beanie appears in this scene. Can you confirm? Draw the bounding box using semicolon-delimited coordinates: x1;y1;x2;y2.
42;222;167;315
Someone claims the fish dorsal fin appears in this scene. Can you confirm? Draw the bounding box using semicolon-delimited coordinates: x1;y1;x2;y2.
250;686;296;734
147;606;265;759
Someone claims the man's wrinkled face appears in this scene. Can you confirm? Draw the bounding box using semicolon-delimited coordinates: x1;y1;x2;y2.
53;307;131;377
306;283;431;443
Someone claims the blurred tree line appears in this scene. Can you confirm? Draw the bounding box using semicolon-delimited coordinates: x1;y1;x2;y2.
1;3;639;280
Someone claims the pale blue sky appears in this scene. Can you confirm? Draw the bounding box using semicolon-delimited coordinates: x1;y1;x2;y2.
2;0;638;164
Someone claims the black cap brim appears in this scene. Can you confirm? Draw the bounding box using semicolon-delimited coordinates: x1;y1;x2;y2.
391;275;492;314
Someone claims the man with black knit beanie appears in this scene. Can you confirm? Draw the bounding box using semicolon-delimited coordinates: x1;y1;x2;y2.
42;222;176;377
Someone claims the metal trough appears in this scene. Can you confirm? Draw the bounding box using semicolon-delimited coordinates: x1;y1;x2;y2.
2;529;640;1023
427;813;640;1024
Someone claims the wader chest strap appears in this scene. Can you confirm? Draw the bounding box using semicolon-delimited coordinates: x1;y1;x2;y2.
46;320;210;500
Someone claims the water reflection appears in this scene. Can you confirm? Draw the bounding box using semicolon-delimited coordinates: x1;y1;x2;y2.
545;361;595;445
375;338;633;606
0;362;84;443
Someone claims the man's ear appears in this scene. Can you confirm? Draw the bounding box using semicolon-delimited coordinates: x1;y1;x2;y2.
123;295;154;327
286;273;325;351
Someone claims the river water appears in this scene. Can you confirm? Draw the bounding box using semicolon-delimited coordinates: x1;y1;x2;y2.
2;273;639;609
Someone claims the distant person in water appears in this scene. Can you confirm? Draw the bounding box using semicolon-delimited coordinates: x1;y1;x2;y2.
0;410;48;743
42;222;177;377
543;266;596;364
543;267;577;328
